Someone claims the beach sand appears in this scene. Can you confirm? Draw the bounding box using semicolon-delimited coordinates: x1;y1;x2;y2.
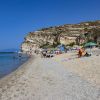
0;54;100;100
53;51;100;88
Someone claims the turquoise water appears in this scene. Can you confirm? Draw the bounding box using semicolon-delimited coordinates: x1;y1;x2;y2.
0;52;29;78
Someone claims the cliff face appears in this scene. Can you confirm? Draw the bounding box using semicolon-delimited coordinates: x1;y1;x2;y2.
21;20;100;53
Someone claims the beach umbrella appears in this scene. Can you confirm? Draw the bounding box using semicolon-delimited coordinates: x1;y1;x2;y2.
84;42;97;47
84;42;97;55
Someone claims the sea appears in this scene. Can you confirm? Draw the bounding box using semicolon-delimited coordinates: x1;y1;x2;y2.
0;52;29;78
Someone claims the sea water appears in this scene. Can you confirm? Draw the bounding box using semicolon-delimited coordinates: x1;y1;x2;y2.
0;52;29;78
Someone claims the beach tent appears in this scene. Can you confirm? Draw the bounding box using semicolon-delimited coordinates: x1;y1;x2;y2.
57;44;65;51
84;42;97;47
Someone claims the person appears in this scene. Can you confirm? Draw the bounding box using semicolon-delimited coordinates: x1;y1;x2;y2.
42;51;46;58
78;47;91;57
84;51;91;57
78;48;83;57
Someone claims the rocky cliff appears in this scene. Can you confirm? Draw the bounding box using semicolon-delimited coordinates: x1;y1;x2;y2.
21;20;100;54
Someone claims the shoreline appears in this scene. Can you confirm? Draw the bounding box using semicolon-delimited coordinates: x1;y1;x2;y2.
0;52;30;79
0;55;36;87
0;54;100;100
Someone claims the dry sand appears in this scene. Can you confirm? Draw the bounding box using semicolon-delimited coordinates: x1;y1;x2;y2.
53;50;100;88
0;54;100;100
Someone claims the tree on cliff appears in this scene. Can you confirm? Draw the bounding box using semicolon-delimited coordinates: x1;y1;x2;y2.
77;28;100;45
76;33;86;45
91;28;100;43
53;28;66;47
84;28;100;43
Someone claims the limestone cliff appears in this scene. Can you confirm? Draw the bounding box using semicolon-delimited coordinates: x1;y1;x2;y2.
21;20;100;53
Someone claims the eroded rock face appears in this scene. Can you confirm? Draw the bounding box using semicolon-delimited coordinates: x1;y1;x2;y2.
21;21;100;54
21;31;55;53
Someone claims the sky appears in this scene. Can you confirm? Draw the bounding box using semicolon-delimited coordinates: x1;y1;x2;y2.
0;0;100;50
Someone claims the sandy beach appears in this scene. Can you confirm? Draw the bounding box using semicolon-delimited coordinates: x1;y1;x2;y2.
53;49;100;88
0;53;100;100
